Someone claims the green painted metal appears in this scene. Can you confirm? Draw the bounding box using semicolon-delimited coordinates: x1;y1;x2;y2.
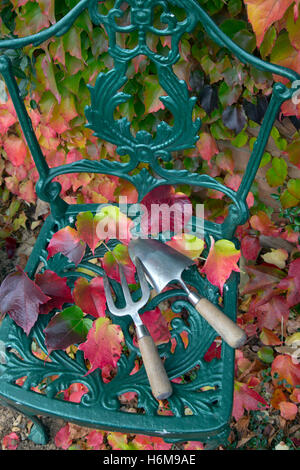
0;0;299;447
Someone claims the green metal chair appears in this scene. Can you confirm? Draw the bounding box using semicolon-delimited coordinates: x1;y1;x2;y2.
0;0;299;449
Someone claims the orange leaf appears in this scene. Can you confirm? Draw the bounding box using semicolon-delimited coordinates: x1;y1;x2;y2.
271;387;287;409
196;132;219;166
244;0;294;47
3;135;27;167
201;237;240;294
279;401;298;420
250;211;280;237
260;327;282;346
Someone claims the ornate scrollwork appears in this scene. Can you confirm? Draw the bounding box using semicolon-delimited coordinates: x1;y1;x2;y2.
88;0;197;65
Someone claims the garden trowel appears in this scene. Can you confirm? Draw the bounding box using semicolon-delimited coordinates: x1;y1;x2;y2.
128;238;247;349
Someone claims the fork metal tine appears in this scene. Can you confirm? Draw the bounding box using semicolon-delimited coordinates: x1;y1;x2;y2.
118;263;133;305
135;258;150;302
103;271;120;315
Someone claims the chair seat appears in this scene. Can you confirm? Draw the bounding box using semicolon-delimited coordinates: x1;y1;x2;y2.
0;208;238;447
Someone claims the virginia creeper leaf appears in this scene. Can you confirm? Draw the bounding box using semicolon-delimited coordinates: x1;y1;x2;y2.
44;305;93;352
279;401;298;420
75;211;103;254
140;185;192;236
0;266;50;335
244;0;294;47
261;248;288;269
241;235;261;261
266;157;288;187
260;327;282;346
233;380;268;421
95;205;133;245
196;132;219;167
140;307;171;346
201;237;240;294
3;135;27;167
102;244;136;284
271;354;300;388
276;258;300;307
2;432;20;450
47;226;86;266
249;211;280;236
78;317;124;374
73;276;106;318
256;295;290;329
165;233;205;259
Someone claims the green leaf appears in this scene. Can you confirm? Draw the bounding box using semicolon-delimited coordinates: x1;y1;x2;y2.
44;305;93;352
260;26;277;58
259;152;272;168
231;130;248;148
232;29;256;53
285;139;300;168
258;346;274;364
280;179;300;208
266;157;288;187
143;75;165;113
227;0;242;16
219;19;247;39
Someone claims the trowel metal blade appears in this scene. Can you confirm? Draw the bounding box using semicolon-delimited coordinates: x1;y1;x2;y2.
128;238;194;293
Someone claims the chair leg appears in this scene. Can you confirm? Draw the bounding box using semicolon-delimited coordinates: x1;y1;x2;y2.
0;397;49;445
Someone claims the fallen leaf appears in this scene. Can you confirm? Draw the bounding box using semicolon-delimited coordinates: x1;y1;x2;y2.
0;266;50;335
78;317;124;375
201;237;240;294
261;248;289;269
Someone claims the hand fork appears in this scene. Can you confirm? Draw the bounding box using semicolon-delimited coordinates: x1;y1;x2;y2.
103;259;173;400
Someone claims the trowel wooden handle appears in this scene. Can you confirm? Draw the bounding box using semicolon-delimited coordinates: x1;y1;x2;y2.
193;297;247;349
137;326;173;400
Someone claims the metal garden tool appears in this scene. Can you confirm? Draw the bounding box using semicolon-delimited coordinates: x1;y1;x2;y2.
103;258;173;400
128;238;247;349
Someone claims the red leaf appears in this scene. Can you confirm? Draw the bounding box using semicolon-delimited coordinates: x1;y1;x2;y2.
35;270;73;315
241;264;283;295
86;430;105;450
277;258;300;307
196;132;219;166
140;307;171;345
102;244;136;284
73;277;106;318
75;211;103;254
55;424;72;450
47;226;86;266
62;383;89;403
241;235;261;261
2;432;20;450
140;185;192;236
78;317;124;375
201;237;240;295
0;266;50;335
233;380;268;421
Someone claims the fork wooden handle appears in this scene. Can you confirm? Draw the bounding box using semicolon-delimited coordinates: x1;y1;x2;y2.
136;326;173;400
